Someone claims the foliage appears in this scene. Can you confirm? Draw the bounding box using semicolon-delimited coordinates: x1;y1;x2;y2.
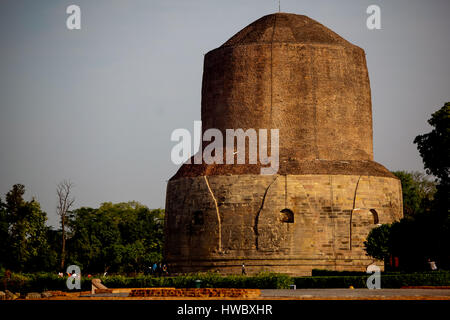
414;102;450;217
0;199;10;267
363;224;391;261
1;272;292;292
66;202;164;273
0;184;55;272
414;102;450;184
294;271;450;288
0;184;164;274
365;104;450;271
100;272;291;289
0;272;90;293
3;271;450;292
365;216;449;271
392;171;436;217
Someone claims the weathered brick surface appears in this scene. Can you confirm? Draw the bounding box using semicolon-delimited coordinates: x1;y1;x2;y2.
129;288;260;298
165;174;402;276
25;292;42;300
201;13;373;164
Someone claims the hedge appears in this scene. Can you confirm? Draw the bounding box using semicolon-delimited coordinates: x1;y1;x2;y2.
101;272;292;289
1;272;292;293
1;273;91;292
1;271;449;293
294;271;450;288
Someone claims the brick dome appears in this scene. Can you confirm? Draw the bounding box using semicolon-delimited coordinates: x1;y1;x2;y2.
221;13;353;48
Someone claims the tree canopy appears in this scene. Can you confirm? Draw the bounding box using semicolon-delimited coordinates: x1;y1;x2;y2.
0;184;53;272
0;184;164;274
66;202;164;273
365;103;450;270
414;102;450;214
392;171;436;218
414;102;450;184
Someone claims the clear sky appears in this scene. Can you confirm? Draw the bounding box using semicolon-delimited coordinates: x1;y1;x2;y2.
1;0;449;227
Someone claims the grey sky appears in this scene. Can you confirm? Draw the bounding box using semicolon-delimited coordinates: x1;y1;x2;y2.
1;0;449;227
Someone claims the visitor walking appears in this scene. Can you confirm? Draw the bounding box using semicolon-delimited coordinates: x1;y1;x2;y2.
427;258;438;271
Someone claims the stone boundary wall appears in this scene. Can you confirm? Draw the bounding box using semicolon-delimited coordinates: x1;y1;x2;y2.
129;288;261;298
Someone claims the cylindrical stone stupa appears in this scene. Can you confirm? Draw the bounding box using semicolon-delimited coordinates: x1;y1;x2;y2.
164;13;403;275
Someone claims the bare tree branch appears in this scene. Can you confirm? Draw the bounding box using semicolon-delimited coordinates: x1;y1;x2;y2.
57;179;75;270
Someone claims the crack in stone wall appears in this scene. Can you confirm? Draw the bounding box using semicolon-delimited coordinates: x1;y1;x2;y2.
254;175;279;250
204;176;222;253
349;175;362;250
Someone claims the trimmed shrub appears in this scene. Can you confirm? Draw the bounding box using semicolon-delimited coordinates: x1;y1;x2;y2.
2;271;449;293
2;273;90;293
294;271;450;288
101;272;292;289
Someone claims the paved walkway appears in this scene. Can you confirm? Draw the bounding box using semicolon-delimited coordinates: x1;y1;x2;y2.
261;288;450;300
79;288;450;300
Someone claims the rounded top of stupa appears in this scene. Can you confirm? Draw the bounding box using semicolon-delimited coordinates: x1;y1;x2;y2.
220;13;355;48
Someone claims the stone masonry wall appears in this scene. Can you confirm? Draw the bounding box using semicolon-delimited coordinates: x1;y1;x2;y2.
164;174;403;276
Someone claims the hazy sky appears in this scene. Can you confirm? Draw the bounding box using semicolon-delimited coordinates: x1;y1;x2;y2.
1;0;449;227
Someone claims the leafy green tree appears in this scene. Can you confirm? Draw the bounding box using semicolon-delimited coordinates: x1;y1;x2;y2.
5;184;26;215
389;219;424;271
0;198;11;269
67;202;164;273
65;207;99;271
364;224;391;261
5;184;28;270
2;184;51;271
414;102;450;184
43;227;61;271
365;103;449;271
414;102;450;269
392;171;436;218
22;200;53;271
365;218;436;271
414;102;450;213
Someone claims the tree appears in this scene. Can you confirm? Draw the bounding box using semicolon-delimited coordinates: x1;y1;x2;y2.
22;200;52;271
414;102;450;184
5;184;27;270
364;224;391;262
414;102;450;213
414;102;450;268
0;198;11;269
392;171;436;218
3;184;50;271
365;103;450;271
56;180;75;270
66;207;101;271
365;219;434;271
67;202;164;273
